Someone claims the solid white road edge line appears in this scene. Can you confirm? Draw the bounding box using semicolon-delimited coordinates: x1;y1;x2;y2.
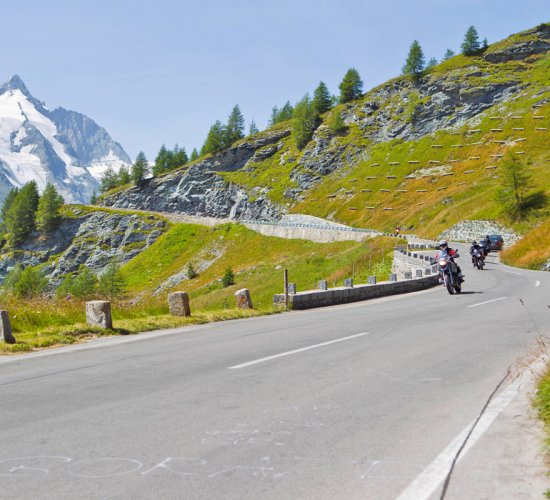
396;368;527;500
228;332;371;369
466;297;508;308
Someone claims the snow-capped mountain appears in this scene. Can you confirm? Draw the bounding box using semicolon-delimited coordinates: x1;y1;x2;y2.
0;75;131;203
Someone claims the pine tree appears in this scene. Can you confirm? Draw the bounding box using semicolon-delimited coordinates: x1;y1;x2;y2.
153;144;170;176
248;120;259;136
36;183;64;234
201;121;226;156
426;57;438;70
339;68;363;103
190;148;199;161
117;165;131;185
292;94;320;150
443;48;455;61
225;104;245;145
402;40;426;80
9;265;46;298
100;166;118;192
312;81;332;114
481;38;489;51
461;26;481;55
131;152;149;185
269;102;294;125
90;191;98;205
269;106;280;126
98;260;126;299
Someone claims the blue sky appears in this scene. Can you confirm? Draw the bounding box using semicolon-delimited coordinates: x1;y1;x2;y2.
1;0;548;161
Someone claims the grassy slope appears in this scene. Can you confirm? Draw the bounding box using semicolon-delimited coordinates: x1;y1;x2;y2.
121;222;397;310
1;221;397;353
218;31;549;256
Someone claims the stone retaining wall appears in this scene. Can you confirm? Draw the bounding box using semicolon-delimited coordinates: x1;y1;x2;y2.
274;274;439;310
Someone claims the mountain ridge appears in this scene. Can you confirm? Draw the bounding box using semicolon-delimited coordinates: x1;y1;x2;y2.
0;75;131;203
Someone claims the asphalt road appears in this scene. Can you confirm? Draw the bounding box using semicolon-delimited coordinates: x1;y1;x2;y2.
1;249;549;499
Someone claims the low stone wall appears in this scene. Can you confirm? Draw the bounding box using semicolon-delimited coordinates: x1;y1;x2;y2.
274;274;439;310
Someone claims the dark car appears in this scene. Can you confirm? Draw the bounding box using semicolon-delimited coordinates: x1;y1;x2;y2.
486;234;504;251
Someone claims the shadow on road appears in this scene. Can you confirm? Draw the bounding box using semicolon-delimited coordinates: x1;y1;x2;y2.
458;291;483;295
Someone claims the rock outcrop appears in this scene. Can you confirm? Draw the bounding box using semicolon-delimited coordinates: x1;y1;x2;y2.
0;208;167;288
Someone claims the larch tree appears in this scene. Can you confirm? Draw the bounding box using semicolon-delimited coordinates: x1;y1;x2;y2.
225;104;245;145
131;151;149;185
292;94;320;150
402;40;426;80
338;68;363;103
312;81;332;114
36;183;64;234
461;26;481;55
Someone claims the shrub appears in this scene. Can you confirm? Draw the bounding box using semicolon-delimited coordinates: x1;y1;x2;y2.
222;267;235;287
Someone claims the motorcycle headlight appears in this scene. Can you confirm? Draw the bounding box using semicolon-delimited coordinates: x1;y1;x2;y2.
439;259;447;266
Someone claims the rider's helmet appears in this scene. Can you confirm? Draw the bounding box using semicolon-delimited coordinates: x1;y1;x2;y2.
472;240;477;245
439;239;448;248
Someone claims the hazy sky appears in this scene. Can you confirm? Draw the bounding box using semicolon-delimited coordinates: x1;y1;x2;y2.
1;0;548;161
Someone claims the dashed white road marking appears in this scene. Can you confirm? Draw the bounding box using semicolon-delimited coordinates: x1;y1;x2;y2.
466;297;508;308
228;332;371;369
535;281;541;288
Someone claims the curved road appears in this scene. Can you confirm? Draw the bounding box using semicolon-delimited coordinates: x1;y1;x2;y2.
0;249;549;499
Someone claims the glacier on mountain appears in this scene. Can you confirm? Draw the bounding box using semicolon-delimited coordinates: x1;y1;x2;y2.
0;75;131;203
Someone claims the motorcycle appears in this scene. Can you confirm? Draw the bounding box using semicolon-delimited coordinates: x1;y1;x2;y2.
471;247;484;270
437;250;462;295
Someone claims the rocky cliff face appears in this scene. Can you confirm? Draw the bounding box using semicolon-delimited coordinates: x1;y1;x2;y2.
102;128;290;221
102;25;549;219
0;207;167;288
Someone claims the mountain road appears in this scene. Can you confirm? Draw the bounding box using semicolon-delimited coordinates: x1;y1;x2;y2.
0;249;549;499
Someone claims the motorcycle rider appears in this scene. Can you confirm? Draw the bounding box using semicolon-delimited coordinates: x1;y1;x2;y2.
469;240;484;265
436;240;464;282
483;235;492;254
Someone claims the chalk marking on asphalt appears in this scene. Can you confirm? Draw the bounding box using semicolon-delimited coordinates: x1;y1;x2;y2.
535;281;541;288
228;332;370;369
396;370;524;500
466;297;508;308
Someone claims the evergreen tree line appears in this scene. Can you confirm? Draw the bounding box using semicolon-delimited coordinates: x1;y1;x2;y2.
98;152;150;195
0;181;64;247
403;25;489;80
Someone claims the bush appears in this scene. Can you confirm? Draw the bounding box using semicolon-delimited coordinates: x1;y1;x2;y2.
57;266;98;299
4;264;47;298
187;263;198;279
222;267;235;287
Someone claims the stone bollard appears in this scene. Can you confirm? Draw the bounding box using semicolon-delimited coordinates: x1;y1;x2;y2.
407;252;411;257
367;276;377;285
344;278;353;288
389;273;397;282
0;310;15;344
288;283;297;295
404;272;412;280
416;269;423;278
168;292;191;317
86;301;112;329
235;288;253;309
413;253;418;258
425;268;432;275
318;280;328;290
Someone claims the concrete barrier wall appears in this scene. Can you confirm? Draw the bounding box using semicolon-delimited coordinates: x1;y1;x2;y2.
274;274;439;310
242;223;379;243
